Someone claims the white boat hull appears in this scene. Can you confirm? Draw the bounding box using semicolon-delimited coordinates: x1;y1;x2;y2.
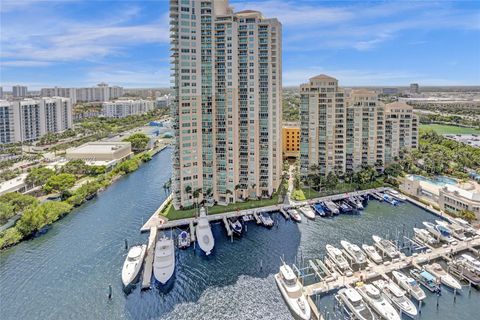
121;245;147;287
275;274;311;320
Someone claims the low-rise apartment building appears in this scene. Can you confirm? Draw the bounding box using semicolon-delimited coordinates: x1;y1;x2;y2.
102;100;154;118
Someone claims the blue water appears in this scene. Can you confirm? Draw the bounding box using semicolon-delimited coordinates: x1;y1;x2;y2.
409;175;457;186
0;149;478;320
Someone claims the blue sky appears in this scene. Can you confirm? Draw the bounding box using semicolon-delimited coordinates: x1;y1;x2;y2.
1;0;479;89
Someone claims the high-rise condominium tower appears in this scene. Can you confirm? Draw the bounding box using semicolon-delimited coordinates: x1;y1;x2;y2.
170;0;282;209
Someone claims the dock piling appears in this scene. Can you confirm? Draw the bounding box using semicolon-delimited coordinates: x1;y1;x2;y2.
124;239;128;250
108;284;112;299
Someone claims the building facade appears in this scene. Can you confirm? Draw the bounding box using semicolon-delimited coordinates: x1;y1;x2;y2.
41;83;124;103
102;100;154;118
40;87;77;104
12;85;28;98
170;0;282;209
0;97;72;143
282;122;300;159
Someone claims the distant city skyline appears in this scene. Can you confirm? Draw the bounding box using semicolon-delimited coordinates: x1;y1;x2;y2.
1;0;479;89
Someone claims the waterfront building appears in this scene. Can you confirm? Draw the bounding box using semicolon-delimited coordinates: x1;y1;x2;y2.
102;99;154;118
65;141;133;168
383;101;418;163
170;0;282;208
12;85;28;98
282;122;300;159
40;87;77;104
0;97;72;143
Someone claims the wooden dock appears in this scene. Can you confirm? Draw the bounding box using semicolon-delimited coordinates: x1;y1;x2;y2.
280;208;290;219
141;227;157;290
223;217;233;237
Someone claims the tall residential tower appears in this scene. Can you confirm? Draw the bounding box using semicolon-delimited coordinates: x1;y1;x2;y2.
170;0;282;209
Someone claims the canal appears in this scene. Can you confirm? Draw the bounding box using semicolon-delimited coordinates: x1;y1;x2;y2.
0;148;478;319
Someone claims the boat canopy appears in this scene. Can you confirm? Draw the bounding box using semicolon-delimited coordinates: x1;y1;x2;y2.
344;288;362;302
420;271;435;282
280;265;297;282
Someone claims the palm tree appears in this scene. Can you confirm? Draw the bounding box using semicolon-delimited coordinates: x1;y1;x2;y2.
193;188;202;207
234;184;241;203
250;183;256;199
184;185;192;204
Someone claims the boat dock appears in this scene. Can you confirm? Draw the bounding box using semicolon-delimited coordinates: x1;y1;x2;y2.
280;207;290;220
141;226;157;290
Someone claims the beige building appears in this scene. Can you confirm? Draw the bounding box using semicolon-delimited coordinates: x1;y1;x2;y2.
384;101;418;163
102;99;154;118
282;122;300;159
0;97;73;143
170;0;282;208
66;141;132;167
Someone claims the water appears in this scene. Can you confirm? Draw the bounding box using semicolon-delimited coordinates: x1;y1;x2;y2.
408;174;457;186
0;149;478;320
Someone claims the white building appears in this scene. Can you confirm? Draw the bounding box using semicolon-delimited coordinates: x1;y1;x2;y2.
40;83;124;103
170;0;282;208
102;99;154;118
0;97;73;143
40;87;77;104
12;85;28;98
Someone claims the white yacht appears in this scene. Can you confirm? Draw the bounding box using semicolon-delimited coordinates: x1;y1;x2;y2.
326;244;350;270
229;218;243;235
324;201;340;215
423;221;454;243
259;211;274;227
274;264;311;320
357;284;401;320
341;240;367;265
453;218;478;235
337;287;377;320
424;263;462;290
287;209;302;222
299;206;316;220
121;244;147;287
386;189;407;202
435;220;467;240
362;244;383;264
177;230;190;249
372;235;400;259
391;271;426;301
153;236;175;284
413;227;439;245
373;279;417;318
460;254;480;273
196;208;215;255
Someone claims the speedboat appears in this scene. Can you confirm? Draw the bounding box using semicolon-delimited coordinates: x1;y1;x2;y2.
357;284;400;320
423;221;454;243
153;236;175;284
274;264;311;320
337;287;376;320
372;235;400;259
229;218;243;235
326;244;350;270
196;207;215;255
383;194;398;206
338;201;354;213
413;227;438;245
410;269;439;292
242;214;254;222
341;240;367;265
424;263;462;290
460;254;480;273
287;209;302;222
392;271;426;301
313;203;326;217
324;201;340;215
121;244;147;287
259;211;274;227
362;244;383;264
177;230;190;249
299;206;315;219
435;220;467;240
449;259;480;286
386;189;407;202
373;279;417;318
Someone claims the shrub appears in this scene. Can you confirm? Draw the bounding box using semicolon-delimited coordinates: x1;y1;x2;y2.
44;173;76;193
0;227;23;249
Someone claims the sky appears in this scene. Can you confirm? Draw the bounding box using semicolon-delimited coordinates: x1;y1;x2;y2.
1;0;479;90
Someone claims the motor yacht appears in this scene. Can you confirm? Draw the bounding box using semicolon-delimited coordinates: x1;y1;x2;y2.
341;240;367;265
287;209;302;222
435;220;467;240
413;227;439;245
351;197;364;210
391;271;426;301
423;221;454;243
410;269;439;292
386;190;407;202
453;218;478;235
373;279;417;318
460;254;480;273
448;259;480;286
121;244;147;287
424;263;462;290
324;201;340;215
357;284;400;320
196;208;215;255
337;287;377;320
382;194;398;206
362;244;383;264
299;206;315;219
259;211;274;227
313;203;326;217
274;264;311;320
177;230;190;249
229;218;243;235
326;244;350;270
372;235;400;259
153;236;175;284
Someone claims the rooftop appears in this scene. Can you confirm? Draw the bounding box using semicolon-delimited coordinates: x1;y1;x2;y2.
67;141;131;155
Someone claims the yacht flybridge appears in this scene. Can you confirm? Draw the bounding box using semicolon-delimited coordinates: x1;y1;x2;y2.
341;240;367;265
337;287;377;320
326;244;350;270
372;235;400;259
275;264;311;320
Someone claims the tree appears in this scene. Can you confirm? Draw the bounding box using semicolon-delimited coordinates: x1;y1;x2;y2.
43;173;76;193
61;159;88;176
193;188;202;206
122;133;150;151
325;171;338;189
26;167;55;187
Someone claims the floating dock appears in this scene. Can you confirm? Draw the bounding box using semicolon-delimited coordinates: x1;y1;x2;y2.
141;226;157;290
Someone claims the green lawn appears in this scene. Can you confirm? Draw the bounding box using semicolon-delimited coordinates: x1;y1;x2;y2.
420;124;480;135
161;194;281;220
291;187;320;200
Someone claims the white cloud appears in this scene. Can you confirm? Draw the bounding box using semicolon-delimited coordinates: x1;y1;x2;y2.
1;60;52;67
85;67;171;88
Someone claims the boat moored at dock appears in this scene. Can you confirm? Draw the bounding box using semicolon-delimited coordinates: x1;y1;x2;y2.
336;287;377;320
324;201;340;215
391;271;426;301
372;235;400;259
229;218;243;235
299;206;315;219
287;209;302;222
386;190;406;202
382;194;399;206
313;203;326;217
259;211;274;227
410;269;439;292
413;227;439;245
453;218;478;235
177;231;190;249
274;264;311;320
459;254;480;274
153;236;175;285
196;208;215;255
122;244;147;287
424;263;462;290
357;284;400;320
372;279;417;318
362;244;383;264
326;244;350;271
448;259;480;286
423;221;454;243
341;240;367;265
435;220;467;240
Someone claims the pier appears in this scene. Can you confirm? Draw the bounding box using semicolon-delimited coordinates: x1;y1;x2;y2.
141;226;157;290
